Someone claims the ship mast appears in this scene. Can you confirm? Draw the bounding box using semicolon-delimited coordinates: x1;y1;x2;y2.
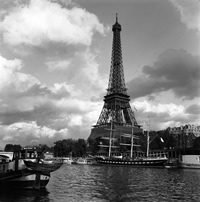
99;121;117;157
108;121;113;157
120;123;140;158
146;117;150;157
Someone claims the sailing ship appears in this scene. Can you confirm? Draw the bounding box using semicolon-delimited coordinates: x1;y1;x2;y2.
0;146;62;189
96;122;168;167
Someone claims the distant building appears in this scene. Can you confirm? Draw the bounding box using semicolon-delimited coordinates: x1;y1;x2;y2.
169;125;200;136
169;124;200;149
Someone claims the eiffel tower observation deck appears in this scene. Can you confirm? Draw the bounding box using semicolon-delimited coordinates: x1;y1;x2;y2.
89;15;142;140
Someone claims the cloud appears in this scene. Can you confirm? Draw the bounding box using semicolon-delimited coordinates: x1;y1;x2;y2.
184;104;200;126
185;104;200;115
169;0;200;32
133;100;185;116
76;48;108;89
127;49;200;100
0;54;41;94
131;100;199;130
0;121;70;148
0;0;107;46
46;60;72;72
0;54;104;149
46;48;107;96
0;53;198;148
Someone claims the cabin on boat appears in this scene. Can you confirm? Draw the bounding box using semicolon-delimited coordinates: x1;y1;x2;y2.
0;146;43;173
0;152;14;173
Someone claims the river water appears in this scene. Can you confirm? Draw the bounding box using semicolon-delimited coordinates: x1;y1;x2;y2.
1;164;200;202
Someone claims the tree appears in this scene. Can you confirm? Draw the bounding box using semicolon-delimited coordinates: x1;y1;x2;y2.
193;137;200;149
4;144;21;152
87;137;102;155
161;129;176;149
54;139;87;157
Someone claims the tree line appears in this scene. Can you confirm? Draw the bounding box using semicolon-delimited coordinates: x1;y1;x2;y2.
3;129;200;157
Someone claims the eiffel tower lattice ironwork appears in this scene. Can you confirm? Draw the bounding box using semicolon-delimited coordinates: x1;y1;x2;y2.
96;15;138;127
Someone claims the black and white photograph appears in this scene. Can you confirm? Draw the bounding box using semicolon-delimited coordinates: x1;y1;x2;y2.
0;0;199;201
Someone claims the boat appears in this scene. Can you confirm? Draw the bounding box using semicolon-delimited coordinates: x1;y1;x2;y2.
23;160;63;172
164;159;178;169
0;146;61;189
178;154;200;169
75;157;88;165
62;157;74;164
96;121;168;167
73;157;97;165
97;156;168;167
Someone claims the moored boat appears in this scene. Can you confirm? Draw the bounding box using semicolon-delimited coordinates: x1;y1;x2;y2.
97;156;167;167
0;146;61;189
164;159;178;169
96;121;168;167
23;160;63;172
62;157;74;164
178;154;200;169
73;157;97;165
0;168;50;189
75;157;88;165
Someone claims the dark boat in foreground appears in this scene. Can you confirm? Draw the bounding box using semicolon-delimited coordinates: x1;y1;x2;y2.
0;168;50;189
0;147;62;189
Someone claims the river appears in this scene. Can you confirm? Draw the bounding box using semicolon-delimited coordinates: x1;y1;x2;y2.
0;164;200;202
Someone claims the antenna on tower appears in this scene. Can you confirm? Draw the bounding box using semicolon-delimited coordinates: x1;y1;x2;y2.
116;13;118;22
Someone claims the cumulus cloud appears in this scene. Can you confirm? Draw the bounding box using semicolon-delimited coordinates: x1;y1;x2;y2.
170;0;200;32
0;121;70;148
46;60;72;72
133;100;185;116
185;104;200;115
131;100;199;130
46;48;107;96
0;55;42;96
0;0;107;46
75;48;108;89
0;54;103;149
127;49;200;100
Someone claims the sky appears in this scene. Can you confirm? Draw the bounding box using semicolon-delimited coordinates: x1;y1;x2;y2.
0;0;199;149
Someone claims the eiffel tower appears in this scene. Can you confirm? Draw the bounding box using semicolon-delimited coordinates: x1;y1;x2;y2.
89;15;141;140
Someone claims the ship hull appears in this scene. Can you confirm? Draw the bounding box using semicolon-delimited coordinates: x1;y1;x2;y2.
0;169;50;189
97;157;167;167
179;155;200;169
24;160;63;172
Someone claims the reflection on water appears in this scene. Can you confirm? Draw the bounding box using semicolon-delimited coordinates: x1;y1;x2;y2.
0;188;50;202
1;165;200;202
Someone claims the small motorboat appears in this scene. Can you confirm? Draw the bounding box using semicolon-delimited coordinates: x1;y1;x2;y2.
165;160;178;169
75;157;88;165
73;157;97;165
62;157;74;164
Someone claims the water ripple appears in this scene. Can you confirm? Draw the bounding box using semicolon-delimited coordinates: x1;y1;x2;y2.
1;165;200;201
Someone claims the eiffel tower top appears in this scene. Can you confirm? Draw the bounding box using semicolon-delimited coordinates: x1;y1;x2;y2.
107;14;127;96
112;13;121;31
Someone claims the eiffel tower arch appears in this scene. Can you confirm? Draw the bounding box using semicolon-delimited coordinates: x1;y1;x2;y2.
89;15;142;140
